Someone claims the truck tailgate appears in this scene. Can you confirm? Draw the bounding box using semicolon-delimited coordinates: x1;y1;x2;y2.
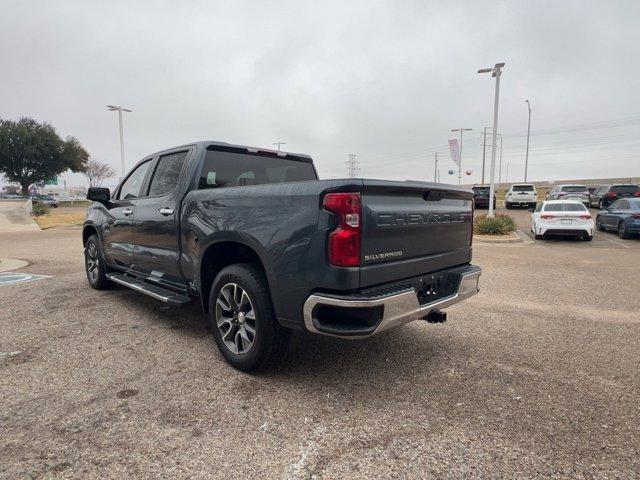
360;180;473;287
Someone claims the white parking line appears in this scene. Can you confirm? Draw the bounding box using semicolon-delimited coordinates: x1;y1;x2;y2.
595;233;631;249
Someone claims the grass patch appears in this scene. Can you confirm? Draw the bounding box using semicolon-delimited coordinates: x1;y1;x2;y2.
31;202;50;216
34;210;86;229
474;214;517;235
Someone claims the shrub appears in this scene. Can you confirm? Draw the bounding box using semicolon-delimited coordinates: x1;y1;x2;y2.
474;214;516;235
31;202;50;217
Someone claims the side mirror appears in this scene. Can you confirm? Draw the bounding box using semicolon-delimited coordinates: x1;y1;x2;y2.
87;187;111;205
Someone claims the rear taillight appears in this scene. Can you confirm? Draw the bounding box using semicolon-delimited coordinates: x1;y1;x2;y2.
540;214;554;219
323;192;361;267
579;214;592;220
606;192;617;197
634;191;640;197
557;192;566;197
633;214;640;219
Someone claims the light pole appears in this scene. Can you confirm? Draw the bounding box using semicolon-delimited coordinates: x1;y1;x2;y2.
477;62;505;217
107;105;133;178
434;152;440;182
497;133;503;184
273;141;286;151
451;127;472;185
524;100;531;182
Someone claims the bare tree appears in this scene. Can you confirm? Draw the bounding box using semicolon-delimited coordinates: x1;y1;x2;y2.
83;159;116;187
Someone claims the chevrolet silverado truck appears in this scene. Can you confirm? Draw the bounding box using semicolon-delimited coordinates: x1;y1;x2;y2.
83;141;481;370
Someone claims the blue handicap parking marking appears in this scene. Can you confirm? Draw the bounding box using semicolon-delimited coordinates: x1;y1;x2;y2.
0;273;50;286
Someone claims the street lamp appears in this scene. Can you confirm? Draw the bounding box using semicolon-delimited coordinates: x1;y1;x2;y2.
107;105;133;178
477;62;505;217
524;100;531;182
272;141;286;151
451;127;473;185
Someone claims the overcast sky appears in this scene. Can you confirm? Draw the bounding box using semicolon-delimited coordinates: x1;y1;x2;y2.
1;0;639;188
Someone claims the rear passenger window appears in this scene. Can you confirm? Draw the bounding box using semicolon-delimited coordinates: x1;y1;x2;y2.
148;151;187;197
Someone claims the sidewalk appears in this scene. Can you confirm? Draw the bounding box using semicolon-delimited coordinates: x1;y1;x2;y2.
0;201;40;232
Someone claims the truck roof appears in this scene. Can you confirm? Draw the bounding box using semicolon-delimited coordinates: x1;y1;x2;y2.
150;140;314;163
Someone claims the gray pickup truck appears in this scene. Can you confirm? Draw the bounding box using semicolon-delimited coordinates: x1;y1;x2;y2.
83;141;481;370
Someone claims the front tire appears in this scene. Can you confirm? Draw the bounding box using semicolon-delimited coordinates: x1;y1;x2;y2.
596;216;605;231
84;234;112;290
208;264;290;371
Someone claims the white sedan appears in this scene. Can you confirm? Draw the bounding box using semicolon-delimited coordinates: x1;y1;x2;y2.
530;200;594;241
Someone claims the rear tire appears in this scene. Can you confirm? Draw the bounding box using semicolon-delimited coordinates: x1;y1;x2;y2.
208;263;290;371
584;235;593;241
618;222;630;239
505;203;511;210
534;234;544;240
84;234;112;290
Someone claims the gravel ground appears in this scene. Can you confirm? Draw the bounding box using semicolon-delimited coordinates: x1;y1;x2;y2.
1;222;639;479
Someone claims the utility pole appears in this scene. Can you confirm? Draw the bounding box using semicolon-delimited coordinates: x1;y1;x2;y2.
106;105;133;179
346;154;359;178
273;141;286;151
481;127;488;185
451;128;472;185
434;152;439;182
478;62;505;217
524;100;531;182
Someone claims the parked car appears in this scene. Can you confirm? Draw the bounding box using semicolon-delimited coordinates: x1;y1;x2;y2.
595;198;640;239
589;184;640;209
530;200;594;241
546;184;590;206
83;141;481;370
472;185;496;209
505;184;537;209
30;194;59;207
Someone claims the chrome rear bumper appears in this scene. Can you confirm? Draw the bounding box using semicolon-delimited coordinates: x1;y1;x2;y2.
303;265;481;338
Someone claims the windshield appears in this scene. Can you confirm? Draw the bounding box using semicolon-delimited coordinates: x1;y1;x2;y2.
473;187;490;195
513;185;534;192
544;203;588;212
561;186;588;192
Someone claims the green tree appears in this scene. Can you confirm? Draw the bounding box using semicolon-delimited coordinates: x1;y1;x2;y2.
0;117;89;195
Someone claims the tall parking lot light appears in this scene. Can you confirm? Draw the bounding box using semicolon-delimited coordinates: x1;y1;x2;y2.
477;63;505;217
525;100;531;182
107;105;133;179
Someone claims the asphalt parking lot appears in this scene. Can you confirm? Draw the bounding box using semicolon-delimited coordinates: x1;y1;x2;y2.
1;221;639;479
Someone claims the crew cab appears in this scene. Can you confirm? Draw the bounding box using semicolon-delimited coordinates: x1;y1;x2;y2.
83;141;481;370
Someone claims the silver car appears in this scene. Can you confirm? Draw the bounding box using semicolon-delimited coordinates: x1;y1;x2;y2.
546;184;590;206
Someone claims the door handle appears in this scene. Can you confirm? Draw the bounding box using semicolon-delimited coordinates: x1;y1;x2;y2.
122;208;133;216
159;208;175;216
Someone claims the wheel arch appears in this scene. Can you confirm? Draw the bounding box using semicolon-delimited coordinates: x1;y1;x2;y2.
198;239;274;313
82;223;98;246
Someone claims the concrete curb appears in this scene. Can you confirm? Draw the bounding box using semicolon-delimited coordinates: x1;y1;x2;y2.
474;231;523;244
0;258;29;272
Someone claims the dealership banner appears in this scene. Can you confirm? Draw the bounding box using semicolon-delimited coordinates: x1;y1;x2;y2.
448;139;460;166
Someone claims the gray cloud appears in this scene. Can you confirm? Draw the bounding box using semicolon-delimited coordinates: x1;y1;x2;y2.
1;0;639;187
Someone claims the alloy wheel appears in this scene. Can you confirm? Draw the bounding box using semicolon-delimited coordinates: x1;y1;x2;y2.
215;283;256;355
86;243;99;282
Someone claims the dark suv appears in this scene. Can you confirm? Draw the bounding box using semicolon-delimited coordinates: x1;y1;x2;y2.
472;186;496;209
589;184;640;209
